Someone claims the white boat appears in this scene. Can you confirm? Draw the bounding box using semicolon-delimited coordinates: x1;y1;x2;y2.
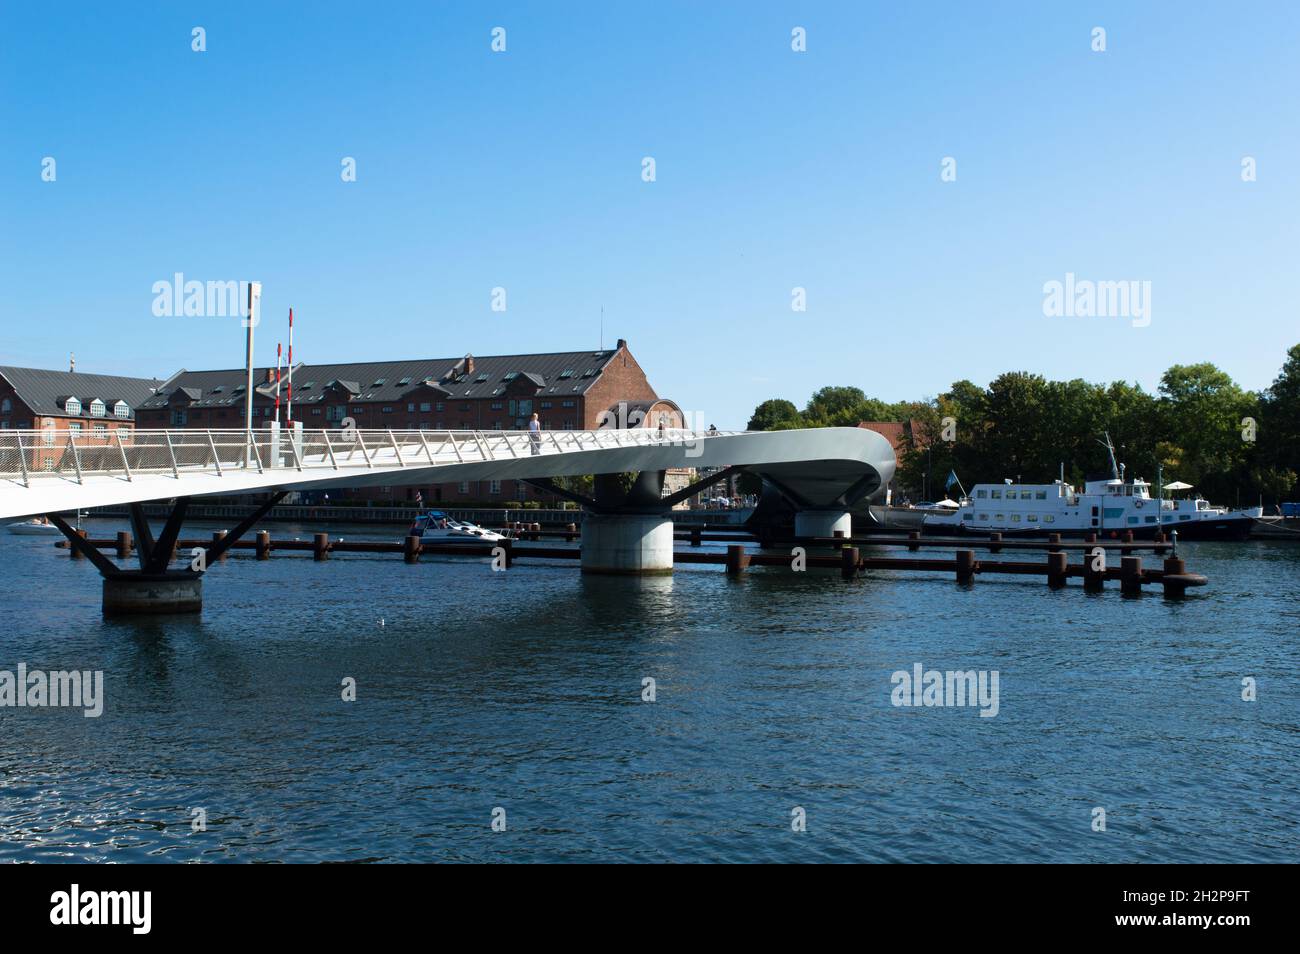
923;437;1255;540
6;517;63;536
408;511;510;543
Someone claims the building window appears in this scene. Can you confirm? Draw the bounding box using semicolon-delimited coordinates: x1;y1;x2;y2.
489;480;501;495
0;398;10;413
113;400;130;418
435;402;444;412
172;410;187;426
89;399;105;417
561;400;575;408
419;402;431;412
381;406;393;414
458;481;469;494
407;403;415;412
93;424;107;439
64;397;82;415
69;422;82;437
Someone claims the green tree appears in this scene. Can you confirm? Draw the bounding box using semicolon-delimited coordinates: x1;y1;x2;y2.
746;398;801;431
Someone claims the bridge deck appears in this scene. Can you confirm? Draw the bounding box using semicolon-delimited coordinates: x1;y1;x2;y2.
0;426;896;521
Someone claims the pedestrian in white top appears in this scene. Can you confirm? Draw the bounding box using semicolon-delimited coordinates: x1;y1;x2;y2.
528;413;542;455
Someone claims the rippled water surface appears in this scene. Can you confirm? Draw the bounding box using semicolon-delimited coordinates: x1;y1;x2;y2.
1;518;1297;862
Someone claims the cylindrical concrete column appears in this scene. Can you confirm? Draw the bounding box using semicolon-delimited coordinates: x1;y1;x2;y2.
103;572;202;615
580;513;674;575
795;510;851;539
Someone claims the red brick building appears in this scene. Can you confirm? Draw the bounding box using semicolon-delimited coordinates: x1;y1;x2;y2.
136;341;684;505
0;364;164;472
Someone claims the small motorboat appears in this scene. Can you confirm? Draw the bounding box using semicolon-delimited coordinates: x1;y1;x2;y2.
6;517;63;536
408;511;510;543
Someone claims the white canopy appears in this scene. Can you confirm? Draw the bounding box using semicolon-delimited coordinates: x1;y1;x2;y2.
934;498;961;508
1163;480;1193;491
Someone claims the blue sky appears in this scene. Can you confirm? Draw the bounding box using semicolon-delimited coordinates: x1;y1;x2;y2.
2;2;1296;427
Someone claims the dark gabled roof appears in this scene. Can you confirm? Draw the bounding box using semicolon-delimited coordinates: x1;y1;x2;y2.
0;366;163;421
138;348;621;410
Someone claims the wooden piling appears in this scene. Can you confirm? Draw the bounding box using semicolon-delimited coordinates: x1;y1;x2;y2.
1121;529;1135;556
255;530;271;560
908;531;920;552
115;530;133;558
1162;556;1188;598
1083;550;1105;591
725;544;750;576
955;549;976;584
502;536;514;568
840;546;859;580
565;522;578;543
988;532;1002;554
211;530;227;560
313;532;330;561
1047;551;1068;588
1048;532;1062;553
403;534;420;563
690;527;702;547
71;528;88;559
1120;556;1142;596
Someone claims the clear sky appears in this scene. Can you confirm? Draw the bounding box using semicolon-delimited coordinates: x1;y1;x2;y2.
1;2;1296;428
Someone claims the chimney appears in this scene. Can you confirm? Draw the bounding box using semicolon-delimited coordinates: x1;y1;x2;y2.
465;354;475;375
69;352;76;373
616;339;627;351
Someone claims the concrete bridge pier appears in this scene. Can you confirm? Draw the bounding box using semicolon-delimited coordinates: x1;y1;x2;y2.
794;509;852;539
103;572;203;615
579;512;675;575
579;470;674;575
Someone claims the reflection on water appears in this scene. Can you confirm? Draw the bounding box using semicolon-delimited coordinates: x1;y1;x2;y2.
1;519;1297;862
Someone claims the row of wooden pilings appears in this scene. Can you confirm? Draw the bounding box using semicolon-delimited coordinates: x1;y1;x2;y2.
66;527;1202;595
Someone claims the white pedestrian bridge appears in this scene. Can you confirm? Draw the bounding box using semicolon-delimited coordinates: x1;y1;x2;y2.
0;425;894;602
0;425;894;521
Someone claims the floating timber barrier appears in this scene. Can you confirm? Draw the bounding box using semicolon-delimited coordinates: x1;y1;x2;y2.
57;532;1206;595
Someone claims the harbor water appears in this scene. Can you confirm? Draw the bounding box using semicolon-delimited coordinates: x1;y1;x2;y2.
1;518;1296;862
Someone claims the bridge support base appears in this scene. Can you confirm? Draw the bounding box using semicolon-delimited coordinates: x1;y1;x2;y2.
795;510;852;539
580;513;674;575
103;571;203;616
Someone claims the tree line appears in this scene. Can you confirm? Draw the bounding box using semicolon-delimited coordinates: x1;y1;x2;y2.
746;344;1300;505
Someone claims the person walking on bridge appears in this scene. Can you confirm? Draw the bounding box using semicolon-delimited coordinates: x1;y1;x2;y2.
528;412;542;455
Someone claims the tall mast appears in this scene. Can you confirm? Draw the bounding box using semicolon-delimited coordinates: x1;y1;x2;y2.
286;308;294;423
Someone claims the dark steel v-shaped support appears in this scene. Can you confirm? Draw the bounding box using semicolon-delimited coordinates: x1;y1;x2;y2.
144;497;190;573
204;491;288;565
46;513;122;577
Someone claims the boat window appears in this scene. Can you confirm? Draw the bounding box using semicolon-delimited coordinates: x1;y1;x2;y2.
1006;490;1017;499
977;490;987;499
979;514;988;520
1036;491;1047;500
1128;517;1139;524
991;489;1002;499
1011;514;1021;522
1044;515;1055;523
1027;514;1038;522
963;513;974;520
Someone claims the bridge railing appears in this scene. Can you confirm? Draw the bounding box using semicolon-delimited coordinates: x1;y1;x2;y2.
0;427;737;486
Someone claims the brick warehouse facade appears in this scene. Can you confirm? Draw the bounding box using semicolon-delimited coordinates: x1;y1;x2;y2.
134;340;688;506
0;365;164;473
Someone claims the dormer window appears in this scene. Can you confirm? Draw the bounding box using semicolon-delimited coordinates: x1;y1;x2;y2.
89;398;106;417
502;372;520;382
113;400;130;419
64;397;82;415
